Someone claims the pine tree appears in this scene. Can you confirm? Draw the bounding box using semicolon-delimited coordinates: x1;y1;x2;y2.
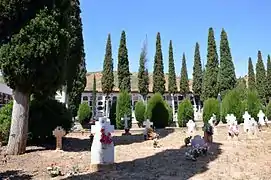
101;34;114;96
248;57;256;90
179;53;189;95
256;51;267;104
117;30;131;92
168;40;177;94
192;42;203;97
202;27;219;100
266;55;271;101
219;29;236;96
153;32;165;95
92;75;97;118
138;38;149;100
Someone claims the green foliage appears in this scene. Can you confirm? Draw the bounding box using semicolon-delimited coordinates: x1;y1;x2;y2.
138;39;149;99
153;32;166;95
202;28;219;100
265;101;271;120
219;29;236;96
177;99;194;127
28;99;73;143
77;102;91;124
168;40;177;94
116;91;132;129
192;42;203;97
117;31;131;92
222;89;244;124
266;55;271;101
146;93;169;128
135;101;146;126
92;75;97;118
235;77;248;100
179;53;189;95
101;34;114;95
256;51;267;104
164;102;173;126
244;90;263;120
248;57;256;90
203;98;220;123
109;100;117;127
0;102;13;145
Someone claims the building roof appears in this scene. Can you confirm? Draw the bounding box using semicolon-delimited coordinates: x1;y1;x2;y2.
85;71;193;93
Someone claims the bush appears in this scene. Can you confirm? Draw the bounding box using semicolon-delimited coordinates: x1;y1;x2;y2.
109;100;117;127
0;102;13;145
266;101;271;120
203;98;220;123
29;99;73;143
116;91;132;129
243;90;264;120
146;93;169;128
135;101;146;127
177;99;194;127
165;102;173;126
77;102;91;124
222;89;245;124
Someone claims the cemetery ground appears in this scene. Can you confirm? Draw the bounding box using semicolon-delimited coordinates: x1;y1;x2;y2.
1;126;271;180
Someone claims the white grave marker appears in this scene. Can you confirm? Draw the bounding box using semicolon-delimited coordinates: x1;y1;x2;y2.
257;110;266;126
243;111;251;133
208;114;217;134
249;117;258;135
53;126;66;150
121;114;130;129
91;117;114;165
143;119;153;137
186;120;196;135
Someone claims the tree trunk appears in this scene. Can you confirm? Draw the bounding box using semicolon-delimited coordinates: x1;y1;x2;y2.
6;89;30;155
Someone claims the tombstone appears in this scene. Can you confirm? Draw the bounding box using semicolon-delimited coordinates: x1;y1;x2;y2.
91;117;114;168
186;120;196;136
121;114;131;135
243;111;251;133
191;135;205;147
249;118;258;135
143;119;153;140
257;110;266;126
53;126;66;150
208;114;217;134
227;114;239;139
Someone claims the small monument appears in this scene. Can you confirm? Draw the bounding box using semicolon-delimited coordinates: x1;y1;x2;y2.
143;119;153;140
91;117;114;170
208;114;217;134
243;111;251;133
227;114;239;139
53;126;66;150
249;118;258;135
257;110;266;127
121;114;131;135
186;120;196;136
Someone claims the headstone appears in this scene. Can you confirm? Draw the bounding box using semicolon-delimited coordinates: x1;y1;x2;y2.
226;114;237;126
191;135;205;147
227;114;239;138
53;126;66;150
121;114;131;135
143;119;153;139
243;111;251;133
208;114;217;134
257;110;266;126
186;120;196;135
91;117;114;166
249;117;258;135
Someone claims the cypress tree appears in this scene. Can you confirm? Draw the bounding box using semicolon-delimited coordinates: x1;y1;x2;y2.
192;42;203;97
138;38;149;100
153;32;165;95
202;27;219;100
168;40;177;94
256;50;267;104
219;29;236;96
92;75;97;118
101;34;114;96
179;53;189;95
266;55;271;101
117;30;131;92
248;57;256;90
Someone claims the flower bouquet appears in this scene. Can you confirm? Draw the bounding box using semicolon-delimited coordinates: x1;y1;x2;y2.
100;128;113;149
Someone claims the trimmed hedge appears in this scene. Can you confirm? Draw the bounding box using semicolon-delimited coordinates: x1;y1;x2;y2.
0;102;13;145
266;101;271;120
203;98;220;123
116;91;132;129
77;102;91;124
146;93;169;128
177;99;194;127
165;102;173;126
135;100;146;127
244;90;264;120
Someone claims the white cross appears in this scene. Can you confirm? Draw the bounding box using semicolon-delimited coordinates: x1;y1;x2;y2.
143;119;153;129
91;117;114;134
257;110;266;126
243;111;251;121
121;114;130;129
186;120;196;133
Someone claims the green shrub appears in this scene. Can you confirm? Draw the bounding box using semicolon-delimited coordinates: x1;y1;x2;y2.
244;90;264;120
165;102;173;126
222;89;245;124
146;93;169;128
135;100;146;127
266;101;271;120
177;99;194;127
77;102;91;124
109;100;117;127
116;91;132;129
203;98;220;123
28;99;73;143
0;102;13;145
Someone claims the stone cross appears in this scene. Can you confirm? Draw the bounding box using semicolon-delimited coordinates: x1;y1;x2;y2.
91;117;114;135
257;110;266;126
243;111;251;132
249;117;258;135
143;119;153;129
226;114;237;126
53;126;66;150
121;114;130;129
186;120;196;135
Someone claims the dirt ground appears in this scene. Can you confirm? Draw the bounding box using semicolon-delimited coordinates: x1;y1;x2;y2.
1;126;271;180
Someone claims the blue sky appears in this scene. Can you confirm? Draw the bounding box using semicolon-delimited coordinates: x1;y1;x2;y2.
81;0;271;79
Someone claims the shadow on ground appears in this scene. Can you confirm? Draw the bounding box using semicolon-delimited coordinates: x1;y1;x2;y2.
0;170;33;180
63;142;222;180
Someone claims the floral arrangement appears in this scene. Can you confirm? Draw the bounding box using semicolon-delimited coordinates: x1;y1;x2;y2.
185;144;208;161
100;128;113;146
47;163;61;177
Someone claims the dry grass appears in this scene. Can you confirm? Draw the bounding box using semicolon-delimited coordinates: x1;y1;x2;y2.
1;126;271;180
